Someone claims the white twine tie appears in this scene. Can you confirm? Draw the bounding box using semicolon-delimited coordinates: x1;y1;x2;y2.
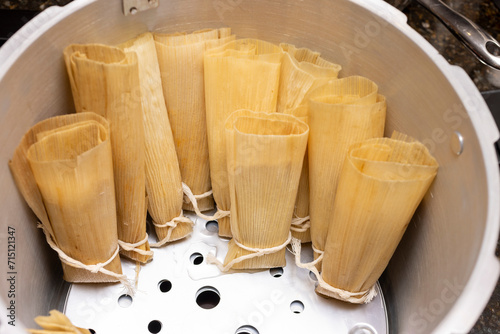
182;182;230;221
150;210;194;248
37;223;135;295
289;237;377;304
118;233;154;257
290;215;310;233
207;232;292;272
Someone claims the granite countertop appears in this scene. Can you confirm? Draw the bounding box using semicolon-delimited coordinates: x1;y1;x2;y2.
403;0;500;92
0;0;71;11
0;0;499;333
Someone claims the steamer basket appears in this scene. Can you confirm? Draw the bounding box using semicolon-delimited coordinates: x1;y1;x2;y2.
0;0;499;333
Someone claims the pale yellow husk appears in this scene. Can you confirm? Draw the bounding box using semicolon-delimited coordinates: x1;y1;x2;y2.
307;76;387;258
63;44;150;261
287;105;311;242
9;112;122;283
154;28;232;46
277;44;341;243
277;43;341;113
119;32;193;246
223;110;308;270
318;132;438;302
28;310;91;334
204;39;282;237
154;28;235;212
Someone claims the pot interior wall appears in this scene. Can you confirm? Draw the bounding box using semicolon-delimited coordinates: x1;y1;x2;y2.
0;0;493;333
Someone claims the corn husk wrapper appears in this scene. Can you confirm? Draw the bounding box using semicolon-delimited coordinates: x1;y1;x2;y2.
286;105;311;242
28;310;91;334
204;39;282;237
154;28;234;212
63;44;150;261
119;33;193;247
318;133;438;303
220;110;308;270
308;76;386;258
277;44;340;242
9;113;122;283
277;43;341;114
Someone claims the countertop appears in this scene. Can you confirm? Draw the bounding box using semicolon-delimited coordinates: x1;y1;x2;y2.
0;0;499;333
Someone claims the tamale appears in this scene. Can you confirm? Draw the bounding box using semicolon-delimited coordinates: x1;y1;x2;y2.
204;39;282;237
154;28;235;212
154;28;232;46
277;44;341;242
317;133;438;303
218;110;308;270
277;43;341;114
119;33;193;247
9;113;124;283
63;44;150;261
28;310;91;334
307;76;386;260
287;105;311;242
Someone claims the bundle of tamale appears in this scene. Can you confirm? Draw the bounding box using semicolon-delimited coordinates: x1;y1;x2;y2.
215;110;308;271
63;44;151;261
9;113;125;284
119;33;193;247
154;28;235;213
204;39;282;237
307;76;386;260
277;43;341;114
28;310;90;334
316;132;438;303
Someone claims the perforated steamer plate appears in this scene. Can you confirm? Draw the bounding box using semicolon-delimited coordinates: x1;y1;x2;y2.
64;211;388;334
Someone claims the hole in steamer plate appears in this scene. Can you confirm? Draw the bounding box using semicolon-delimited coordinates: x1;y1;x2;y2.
117;294;133;308
269;267;284;278
148;320;162;333
235;325;260;334
190;252;204;265
196;286;221;309
290;300;305;314
205;220;219;233
158;279;172;293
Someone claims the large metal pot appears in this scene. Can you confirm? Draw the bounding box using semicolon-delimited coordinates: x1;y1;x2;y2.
0;0;498;333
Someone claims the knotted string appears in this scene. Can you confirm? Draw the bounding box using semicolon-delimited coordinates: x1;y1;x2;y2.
289;237;377;304
37;223;135;296
207;232;292;272
150;210;194;248
118;233;154;257
182;182;230;221
183;188;213;203
290;215;310;233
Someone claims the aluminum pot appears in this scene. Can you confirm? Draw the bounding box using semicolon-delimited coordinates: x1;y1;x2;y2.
0;0;498;333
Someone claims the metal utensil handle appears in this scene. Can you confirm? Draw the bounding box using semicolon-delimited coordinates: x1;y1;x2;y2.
416;0;500;69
